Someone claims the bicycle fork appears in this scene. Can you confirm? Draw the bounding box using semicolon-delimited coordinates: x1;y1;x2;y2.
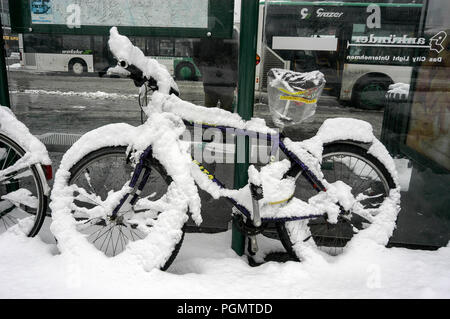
110;147;153;220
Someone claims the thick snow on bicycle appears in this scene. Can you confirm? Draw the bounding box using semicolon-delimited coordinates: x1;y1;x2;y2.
50;27;400;271
0;106;52;236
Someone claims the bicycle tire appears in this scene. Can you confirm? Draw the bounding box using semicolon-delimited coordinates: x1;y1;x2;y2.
277;142;397;259
0;132;47;237
67;146;185;271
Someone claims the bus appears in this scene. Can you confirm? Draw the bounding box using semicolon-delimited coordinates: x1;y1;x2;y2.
258;0;426;109
19;33;202;80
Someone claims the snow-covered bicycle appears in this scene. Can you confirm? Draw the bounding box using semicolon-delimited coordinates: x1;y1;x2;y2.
50;28;400;271
0;106;52;236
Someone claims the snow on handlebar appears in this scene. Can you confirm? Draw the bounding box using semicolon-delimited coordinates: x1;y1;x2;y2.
108;27;179;95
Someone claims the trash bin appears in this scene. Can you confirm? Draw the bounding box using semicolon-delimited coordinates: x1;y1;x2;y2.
381;83;410;156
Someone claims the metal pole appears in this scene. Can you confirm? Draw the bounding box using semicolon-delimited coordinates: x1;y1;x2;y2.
232;0;259;256
0;14;11;108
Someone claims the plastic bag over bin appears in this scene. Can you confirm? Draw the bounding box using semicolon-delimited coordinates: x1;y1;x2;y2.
267;68;325;129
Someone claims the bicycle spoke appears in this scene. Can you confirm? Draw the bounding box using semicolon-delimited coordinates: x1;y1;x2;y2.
288;146;392;257
64;146;176;259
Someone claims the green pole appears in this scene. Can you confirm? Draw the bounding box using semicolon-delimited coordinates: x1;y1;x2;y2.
0;15;11;108
232;0;260;256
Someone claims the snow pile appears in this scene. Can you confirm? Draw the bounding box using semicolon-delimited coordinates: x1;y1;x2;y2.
1;227;449;298
7;63;21;69
163;93;277;134
10;89;137;100
0;105;51;174
248;160;295;205
108;27;179;95
106;65;131;77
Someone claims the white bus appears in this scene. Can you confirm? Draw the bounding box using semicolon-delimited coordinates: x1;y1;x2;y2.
19;33;201;80
257;0;426;109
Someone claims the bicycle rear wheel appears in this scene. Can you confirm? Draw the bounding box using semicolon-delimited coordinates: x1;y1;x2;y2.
66;146;184;270
0;133;47;236
277;142;397;259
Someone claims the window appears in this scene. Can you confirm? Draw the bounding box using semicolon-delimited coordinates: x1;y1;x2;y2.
174;39;192;57
23;34;63;53
62;35;91;52
159;39;174;56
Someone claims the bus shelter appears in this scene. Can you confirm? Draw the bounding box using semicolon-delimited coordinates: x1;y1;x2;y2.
1;0;449;251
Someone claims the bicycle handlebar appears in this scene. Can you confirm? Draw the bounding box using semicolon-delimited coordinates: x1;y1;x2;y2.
118;59;179;96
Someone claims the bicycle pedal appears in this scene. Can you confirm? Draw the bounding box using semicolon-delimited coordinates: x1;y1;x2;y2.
247;236;259;255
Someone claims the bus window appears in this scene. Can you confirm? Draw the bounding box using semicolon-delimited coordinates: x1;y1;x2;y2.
62;35;91;52
174;39;192;57
23;34;62;53
159;39;174;56
147;38;159;56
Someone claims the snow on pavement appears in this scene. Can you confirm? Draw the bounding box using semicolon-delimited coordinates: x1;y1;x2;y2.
0;227;449;299
9;89;138;100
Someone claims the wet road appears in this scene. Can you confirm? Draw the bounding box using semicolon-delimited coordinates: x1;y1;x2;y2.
6;69;384;140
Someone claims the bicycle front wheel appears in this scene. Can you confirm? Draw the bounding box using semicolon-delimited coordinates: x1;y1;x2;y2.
65;146;184;270
277;142;397;259
0;133;47;236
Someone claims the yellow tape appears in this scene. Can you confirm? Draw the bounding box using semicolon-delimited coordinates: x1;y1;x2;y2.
268;194;294;205
279;96;317;104
277;88;307;95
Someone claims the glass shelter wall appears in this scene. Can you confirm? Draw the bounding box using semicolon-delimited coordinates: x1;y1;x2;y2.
2;0;449;246
260;0;449;247
3;0;239;231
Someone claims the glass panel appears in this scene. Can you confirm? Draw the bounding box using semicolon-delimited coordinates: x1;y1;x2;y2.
3;0;239;233
159;39;174;56
262;0;449;248
174;39;192;57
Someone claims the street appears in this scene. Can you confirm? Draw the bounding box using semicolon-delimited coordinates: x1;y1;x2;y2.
6;69;384;140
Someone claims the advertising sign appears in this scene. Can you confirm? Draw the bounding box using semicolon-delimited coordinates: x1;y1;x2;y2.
9;0;234;38
29;0;208;28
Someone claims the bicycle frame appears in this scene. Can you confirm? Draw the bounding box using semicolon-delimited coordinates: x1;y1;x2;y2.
109;120;330;224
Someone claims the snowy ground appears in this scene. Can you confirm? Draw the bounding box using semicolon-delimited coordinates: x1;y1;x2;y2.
1;153;448;299
1;225;449;299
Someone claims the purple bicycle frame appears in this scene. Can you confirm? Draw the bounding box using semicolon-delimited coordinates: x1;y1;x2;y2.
110;121;328;222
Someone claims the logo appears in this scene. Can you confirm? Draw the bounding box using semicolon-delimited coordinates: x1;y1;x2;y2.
300;8;310;19
430;31;447;53
316;8;344;18
348;31;447;53
300;7;343;19
351;34;427;46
